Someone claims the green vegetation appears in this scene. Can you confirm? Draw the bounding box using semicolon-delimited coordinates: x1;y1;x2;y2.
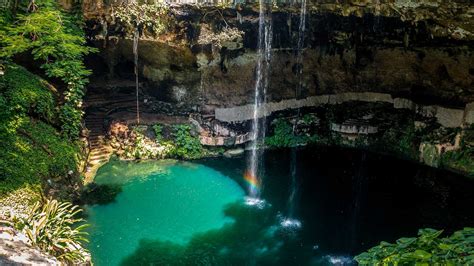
355;228;474;265
265;118;318;148
0;0;93;222
113;2;169;37
376;124;418;159
442;149;474;178
441;126;474;177
13;199;90;263
153;123;163;142
0;64;80;198
116;124;206;160
1;0;96;138
171;124;203;159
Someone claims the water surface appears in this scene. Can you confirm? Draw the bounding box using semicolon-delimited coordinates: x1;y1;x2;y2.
85;160;245;266
85;148;474;265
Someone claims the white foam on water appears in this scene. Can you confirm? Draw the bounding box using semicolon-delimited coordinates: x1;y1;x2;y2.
280;218;302;229
244;196;268;209
323;255;355;265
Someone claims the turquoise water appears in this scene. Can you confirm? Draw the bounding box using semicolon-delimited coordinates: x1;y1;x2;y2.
85;149;474;265
85;159;245;266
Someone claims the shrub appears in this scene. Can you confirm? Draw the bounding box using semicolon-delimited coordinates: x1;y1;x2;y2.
1;1;96;139
0;64;55;123
440;126;474;177
113;2;169;36
14;199;90;263
153;124;163;142
441;146;474;178
355;228;474;265
265;118;318;148
171;124;203;159
0;65;79;197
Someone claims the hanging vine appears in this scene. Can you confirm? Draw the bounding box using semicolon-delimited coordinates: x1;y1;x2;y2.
1;0;97;139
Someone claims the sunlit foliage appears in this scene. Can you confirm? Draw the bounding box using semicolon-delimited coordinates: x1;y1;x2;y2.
1;0;96;138
171;124;203;159
14;199;90;263
113;2;169;37
355;228;474;265
0;64;78;197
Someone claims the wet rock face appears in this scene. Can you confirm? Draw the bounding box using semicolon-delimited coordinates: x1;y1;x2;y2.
84;2;474;110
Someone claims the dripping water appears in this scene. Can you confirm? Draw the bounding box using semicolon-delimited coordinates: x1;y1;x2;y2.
133;27;140;125
247;0;273;199
285;0;306;225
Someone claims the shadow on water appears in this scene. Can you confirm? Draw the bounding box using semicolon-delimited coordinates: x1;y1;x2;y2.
85;147;473;266
120;202;325;266
199;147;474;257
79;183;123;205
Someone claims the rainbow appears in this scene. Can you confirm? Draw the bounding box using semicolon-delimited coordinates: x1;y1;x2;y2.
244;170;260;195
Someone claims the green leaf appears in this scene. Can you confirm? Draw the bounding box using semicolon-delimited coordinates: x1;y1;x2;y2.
413;250;432;260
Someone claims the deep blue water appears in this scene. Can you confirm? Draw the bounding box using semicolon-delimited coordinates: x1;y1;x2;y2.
85;147;474;265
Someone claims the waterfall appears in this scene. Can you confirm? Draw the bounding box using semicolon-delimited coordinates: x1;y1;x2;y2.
295;0;307;93
133;27;140;125
285;0;306;223
246;0;272;200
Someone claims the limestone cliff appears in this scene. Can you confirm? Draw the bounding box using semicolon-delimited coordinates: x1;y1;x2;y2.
80;0;473;115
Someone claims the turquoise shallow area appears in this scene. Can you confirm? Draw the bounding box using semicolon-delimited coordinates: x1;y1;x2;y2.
84;148;474;266
85;159;245;266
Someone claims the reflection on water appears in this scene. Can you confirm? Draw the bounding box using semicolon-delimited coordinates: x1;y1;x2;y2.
85;147;474;266
94;158;175;185
85;160;245;266
121;202;303;265
120;201;337;266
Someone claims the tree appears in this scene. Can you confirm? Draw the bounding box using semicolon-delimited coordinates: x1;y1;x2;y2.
1;0;96;138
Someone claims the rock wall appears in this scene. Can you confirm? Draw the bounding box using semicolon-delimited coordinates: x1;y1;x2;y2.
82;1;474;114
0;227;60;265
214;92;473;128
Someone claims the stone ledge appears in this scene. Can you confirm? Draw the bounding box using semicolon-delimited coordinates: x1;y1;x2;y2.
215;92;472;128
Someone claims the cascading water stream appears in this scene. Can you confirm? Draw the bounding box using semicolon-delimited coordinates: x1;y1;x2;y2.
245;0;272;201
133;27;140;125
283;0;306;227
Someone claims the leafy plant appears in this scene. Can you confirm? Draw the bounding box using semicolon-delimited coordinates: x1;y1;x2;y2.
198;25;244;48
1;1;96;138
375;123;418;159
440;140;474;177
265;118;318;148
171;124;203;159
0;64;79;197
355;228;474;265
153;124;163;142
14;199;90;263
113;2;169;36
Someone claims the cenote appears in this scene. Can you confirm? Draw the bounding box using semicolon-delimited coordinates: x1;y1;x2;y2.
1;0;474;265
85;147;474;265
